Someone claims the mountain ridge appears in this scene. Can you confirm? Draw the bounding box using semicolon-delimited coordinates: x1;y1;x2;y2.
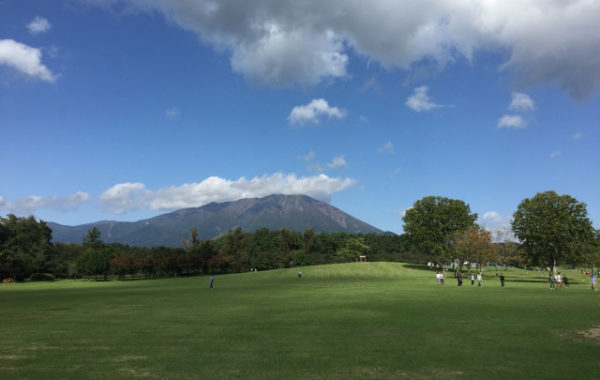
48;194;382;247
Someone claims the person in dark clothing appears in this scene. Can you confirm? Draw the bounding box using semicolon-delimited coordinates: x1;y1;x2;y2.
500;273;505;287
563;275;569;288
457;271;463;287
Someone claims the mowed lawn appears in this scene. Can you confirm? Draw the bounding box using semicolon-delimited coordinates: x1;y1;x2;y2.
1;263;599;379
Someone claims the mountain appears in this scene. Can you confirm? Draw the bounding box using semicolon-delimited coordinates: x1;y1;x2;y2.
48;194;382;247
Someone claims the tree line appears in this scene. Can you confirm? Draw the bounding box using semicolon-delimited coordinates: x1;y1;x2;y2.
1;190;599;282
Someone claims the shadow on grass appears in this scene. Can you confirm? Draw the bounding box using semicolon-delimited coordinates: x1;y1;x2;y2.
402;263;435;272
506;278;548;283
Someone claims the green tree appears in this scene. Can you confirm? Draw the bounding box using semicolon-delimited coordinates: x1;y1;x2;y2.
453;226;494;272
335;237;370;262
403;196;478;265
77;247;111;280
83;226;102;248
512;191;595;273
77;228;111;280
0;214;52;281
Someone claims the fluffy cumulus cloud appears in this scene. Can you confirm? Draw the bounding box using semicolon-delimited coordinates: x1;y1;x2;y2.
509;92;535;112
406;86;442;112
497;114;526;129
0;192;90;213
0;39;56;82
27;16;51;35
91;0;600;97
99;173;356;214
288;99;346;126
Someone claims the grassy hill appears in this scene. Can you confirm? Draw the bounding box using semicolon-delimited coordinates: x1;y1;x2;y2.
1;263;599;379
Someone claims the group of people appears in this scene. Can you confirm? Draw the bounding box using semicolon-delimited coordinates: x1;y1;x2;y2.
436;271;501;287
548;272;569;290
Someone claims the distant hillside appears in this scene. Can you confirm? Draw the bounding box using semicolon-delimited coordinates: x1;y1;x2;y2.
48;194;382;247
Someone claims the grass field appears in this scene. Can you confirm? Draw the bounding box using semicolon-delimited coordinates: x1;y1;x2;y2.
1;263;599;379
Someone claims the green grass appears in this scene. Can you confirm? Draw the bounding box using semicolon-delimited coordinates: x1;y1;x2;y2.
1;263;599;379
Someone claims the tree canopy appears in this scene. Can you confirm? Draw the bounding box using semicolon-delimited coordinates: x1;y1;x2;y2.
511;190;595;271
403;196;478;264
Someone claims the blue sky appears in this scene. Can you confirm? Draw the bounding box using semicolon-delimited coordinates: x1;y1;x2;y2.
1;0;599;234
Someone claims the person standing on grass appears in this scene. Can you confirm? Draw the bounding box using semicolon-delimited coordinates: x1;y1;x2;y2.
549;272;555;290
436;272;441;285
500;273;505;287
470;273;475;286
591;275;597;291
563;275;569;288
298;270;302;278
556;272;563;290
209;275;214;289
457;271;463;288
477;272;482;287
440;272;445;285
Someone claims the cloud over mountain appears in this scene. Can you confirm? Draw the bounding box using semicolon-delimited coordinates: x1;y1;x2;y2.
99;173;356;214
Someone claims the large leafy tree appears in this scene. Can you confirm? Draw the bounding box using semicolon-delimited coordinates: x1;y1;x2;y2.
0;214;53;281
403;196;478;265
511;191;595;272
453;226;494;271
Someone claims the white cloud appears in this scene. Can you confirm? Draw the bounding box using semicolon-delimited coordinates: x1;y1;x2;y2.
288;98;346;126
165;107;181;119
27;16;51;35
67;191;91;205
550;151;561;158
377;141;395;154
327;156;347;169
99;173;356;214
90;1;600;97
0;39;56;82
478;211;515;241
99;182;149;214
406;86;442;112
480;211;504;226
497;114;526;129
359;115;369;123
0;192;91;214
571;132;584;141
230;27;348;86
509;92;535;111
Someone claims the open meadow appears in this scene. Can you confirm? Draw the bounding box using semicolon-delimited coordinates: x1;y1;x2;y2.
1;262;599;379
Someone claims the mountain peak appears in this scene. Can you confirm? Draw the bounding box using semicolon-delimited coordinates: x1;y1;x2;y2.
48;194;382;247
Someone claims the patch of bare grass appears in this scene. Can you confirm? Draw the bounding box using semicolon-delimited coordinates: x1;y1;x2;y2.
577;326;600;340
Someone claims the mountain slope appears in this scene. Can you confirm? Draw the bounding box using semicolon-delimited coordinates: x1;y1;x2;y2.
48;194;382;247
